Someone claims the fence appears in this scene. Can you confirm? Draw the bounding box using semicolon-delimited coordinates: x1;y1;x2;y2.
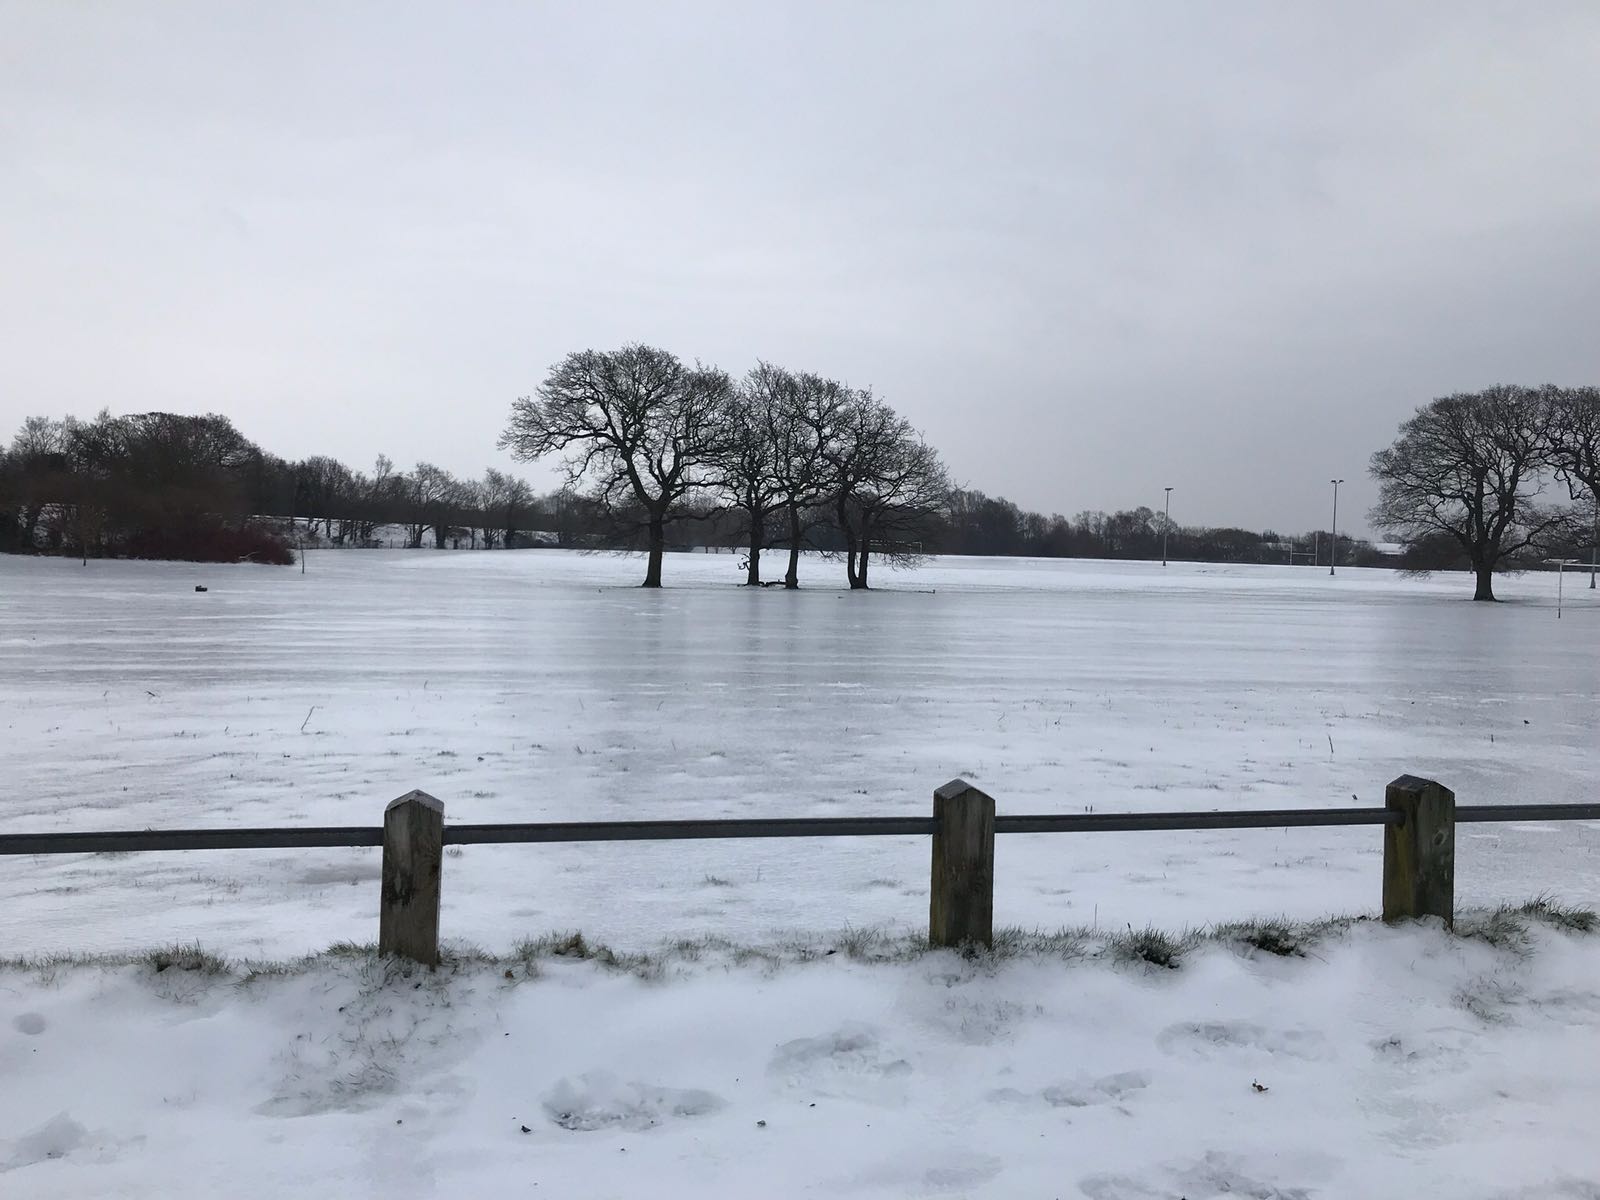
3;775;1598;966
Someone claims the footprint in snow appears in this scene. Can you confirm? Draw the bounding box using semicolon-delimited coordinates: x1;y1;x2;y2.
1081;1149;1329;1200
11;1013;47;1035
839;1150;1003;1195
767;1023;913;1104
987;1069;1151;1111
2;1113;88;1173
1155;1020;1326;1060
541;1071;723;1132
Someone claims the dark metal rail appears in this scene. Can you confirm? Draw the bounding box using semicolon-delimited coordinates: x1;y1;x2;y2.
1456;804;1600;823
996;807;1402;833
0;827;382;855
446;816;936;845
1;803;1595;857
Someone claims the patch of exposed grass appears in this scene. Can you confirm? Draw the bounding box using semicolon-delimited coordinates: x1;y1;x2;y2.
1458;907;1536;955
1108;926;1194;969
991;927;1092;961
1458;898;1598;955
511;931;662;978
239;959;298;983
324;940;376;958
144;944;231;976
1516;896;1597;934
1212;919;1303;957
3;899;1592;989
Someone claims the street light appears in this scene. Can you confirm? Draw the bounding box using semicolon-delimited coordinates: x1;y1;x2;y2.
1162;487;1173;566
1329;479;1344;576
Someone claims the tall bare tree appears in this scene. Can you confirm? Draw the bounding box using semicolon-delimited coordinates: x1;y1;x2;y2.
712;366;786;585
828;392;948;589
476;468;536;548
499;345;731;587
767;370;849;588
1369;386;1561;601
4;416;69;550
1546;386;1600;582
400;462;454;548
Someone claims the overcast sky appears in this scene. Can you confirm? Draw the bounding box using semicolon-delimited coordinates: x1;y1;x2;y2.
3;3;1597;534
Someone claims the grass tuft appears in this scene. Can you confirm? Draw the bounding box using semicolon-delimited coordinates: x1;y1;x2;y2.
1516;896;1597;934
324;940;376;958
991;927;1092;961
1108;926;1192;969
1212;919;1306;957
144;944;230;976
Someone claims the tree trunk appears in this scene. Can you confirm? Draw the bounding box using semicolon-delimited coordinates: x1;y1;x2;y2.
20;505;42;549
857;542;871;589
643;515;665;587
746;510;763;585
1473;562;1496;601
784;505;803;589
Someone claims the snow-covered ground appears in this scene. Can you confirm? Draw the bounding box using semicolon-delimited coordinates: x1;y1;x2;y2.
2;918;1598;1198
4;549;1599;1197
0;549;1596;959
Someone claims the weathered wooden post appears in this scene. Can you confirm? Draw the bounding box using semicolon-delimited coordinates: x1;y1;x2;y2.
929;778;995;949
1383;774;1455;927
379;790;444;966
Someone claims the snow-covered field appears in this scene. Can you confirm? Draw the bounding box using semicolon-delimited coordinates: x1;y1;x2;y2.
1;549;1597;958
3;918;1599;1197
4;550;1599;1197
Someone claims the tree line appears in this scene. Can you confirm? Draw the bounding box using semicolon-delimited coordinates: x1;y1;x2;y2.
497;344;1400;587
498;345;948;588
2;358;1595;599
0;409;600;563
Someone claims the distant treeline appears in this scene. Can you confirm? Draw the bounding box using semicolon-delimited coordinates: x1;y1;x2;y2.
0;410;587;563
6;375;1595;599
1;406;1380;571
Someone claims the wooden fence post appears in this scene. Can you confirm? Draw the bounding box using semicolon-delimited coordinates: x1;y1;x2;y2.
1383;775;1455;927
929;778;995;949
380;790;444;966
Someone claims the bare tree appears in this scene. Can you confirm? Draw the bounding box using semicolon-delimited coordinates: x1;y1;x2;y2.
5;416;69;550
712;365;787;585
828;392;948;589
499;345;731;587
1369;386;1562;601
292;455;356;540
400;462;454;548
767;370;849;588
476;468;536;548
1546;386;1600;580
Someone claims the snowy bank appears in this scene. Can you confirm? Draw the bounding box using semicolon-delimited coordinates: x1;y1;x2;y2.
2;908;1598;1199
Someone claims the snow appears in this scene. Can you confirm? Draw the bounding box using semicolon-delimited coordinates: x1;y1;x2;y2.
3;549;1599;1196
0;549;1597;959
2;920;1599;1197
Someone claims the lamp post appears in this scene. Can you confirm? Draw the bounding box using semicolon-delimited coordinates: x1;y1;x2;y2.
1329;478;1344;576
1162;487;1173;566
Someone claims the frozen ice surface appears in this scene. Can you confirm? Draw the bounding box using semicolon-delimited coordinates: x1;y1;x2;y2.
0;549;1596;958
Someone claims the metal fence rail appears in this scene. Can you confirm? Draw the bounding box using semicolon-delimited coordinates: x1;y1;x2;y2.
3;802;1598;857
